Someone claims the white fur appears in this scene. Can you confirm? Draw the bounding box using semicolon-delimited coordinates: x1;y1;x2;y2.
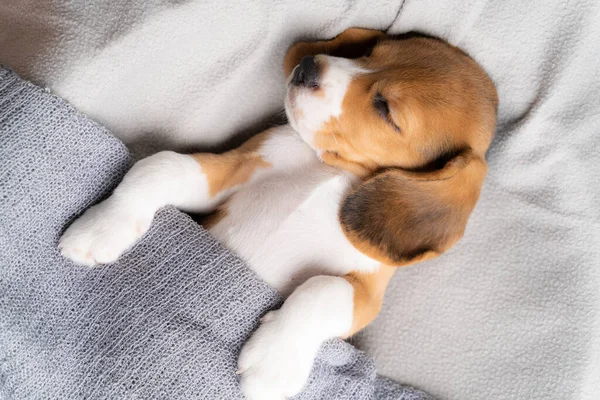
60;81;378;398
237;275;354;400
285;56;367;149
59;151;220;266
210;127;379;296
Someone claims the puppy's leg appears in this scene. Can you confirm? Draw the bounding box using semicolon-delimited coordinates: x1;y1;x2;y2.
59;132;271;266
238;265;396;400
59;151;219;266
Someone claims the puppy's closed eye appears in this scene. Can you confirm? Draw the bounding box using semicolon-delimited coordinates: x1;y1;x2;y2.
373;93;400;133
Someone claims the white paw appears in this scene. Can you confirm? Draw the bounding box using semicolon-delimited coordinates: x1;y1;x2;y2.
59;199;153;267
237;311;319;400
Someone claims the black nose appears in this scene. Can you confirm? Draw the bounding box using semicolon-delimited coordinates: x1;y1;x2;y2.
291;56;319;88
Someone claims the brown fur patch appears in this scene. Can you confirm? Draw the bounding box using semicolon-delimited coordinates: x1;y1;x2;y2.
340;152;487;265
287;31;497;265
320;151;371;177
342;265;396;336
311;37;498;173
191;131;273;197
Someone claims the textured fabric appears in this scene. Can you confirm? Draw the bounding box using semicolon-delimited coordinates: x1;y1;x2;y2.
0;67;433;399
2;1;600;399
0;0;406;157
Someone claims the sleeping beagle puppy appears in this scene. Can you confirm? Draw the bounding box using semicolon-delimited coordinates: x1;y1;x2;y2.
59;28;498;399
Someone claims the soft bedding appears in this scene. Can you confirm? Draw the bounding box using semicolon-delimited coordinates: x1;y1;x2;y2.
1;0;599;399
0;66;432;399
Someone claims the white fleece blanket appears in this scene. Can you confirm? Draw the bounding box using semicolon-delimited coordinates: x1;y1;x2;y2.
1;1;599;399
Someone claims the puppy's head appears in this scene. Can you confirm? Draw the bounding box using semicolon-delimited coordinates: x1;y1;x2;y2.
284;29;498;266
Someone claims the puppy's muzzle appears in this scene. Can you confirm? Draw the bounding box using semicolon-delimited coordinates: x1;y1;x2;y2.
291;56;319;88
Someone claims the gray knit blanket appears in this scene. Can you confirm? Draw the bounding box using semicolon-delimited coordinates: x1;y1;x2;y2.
0;67;433;399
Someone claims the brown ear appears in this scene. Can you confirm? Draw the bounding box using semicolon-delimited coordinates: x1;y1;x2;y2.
340;150;487;266
284;27;386;77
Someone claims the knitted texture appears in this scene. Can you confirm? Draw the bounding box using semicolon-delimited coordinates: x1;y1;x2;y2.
0;66;433;400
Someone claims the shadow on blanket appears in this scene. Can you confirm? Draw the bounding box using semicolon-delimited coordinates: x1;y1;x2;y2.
0;67;434;399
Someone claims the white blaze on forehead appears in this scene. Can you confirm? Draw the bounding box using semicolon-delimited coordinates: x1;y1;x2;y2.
285;56;367;147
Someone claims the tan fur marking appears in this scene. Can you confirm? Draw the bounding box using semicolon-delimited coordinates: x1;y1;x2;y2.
320;151;370;177
342;225;440;266
342;265;397;337
308;36;497;174
191;131;273;198
286;32;498;266
339;152;487;265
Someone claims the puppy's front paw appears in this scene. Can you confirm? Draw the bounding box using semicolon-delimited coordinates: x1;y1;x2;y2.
237;311;319;400
59;200;153;266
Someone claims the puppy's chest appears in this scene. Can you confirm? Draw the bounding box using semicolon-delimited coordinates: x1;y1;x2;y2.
208;150;378;295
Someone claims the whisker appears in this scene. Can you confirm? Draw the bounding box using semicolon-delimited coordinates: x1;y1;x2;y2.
329;126;339;146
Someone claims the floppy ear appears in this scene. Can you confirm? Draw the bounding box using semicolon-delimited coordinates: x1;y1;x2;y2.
340;150;488;266
284;27;386;77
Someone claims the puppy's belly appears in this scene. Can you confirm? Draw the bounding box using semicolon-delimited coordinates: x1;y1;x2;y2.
208;166;379;296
